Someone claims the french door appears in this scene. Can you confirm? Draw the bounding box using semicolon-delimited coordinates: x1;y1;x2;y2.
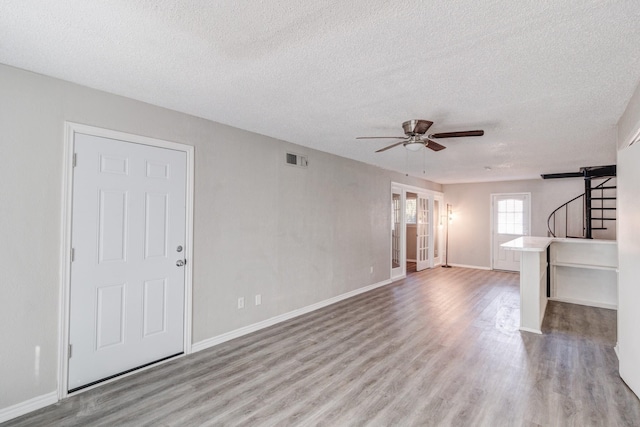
391;189;403;278
416;195;430;271
390;184;443;279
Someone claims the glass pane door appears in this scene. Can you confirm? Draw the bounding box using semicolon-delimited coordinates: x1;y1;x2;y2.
417;195;429;271
392;193;401;269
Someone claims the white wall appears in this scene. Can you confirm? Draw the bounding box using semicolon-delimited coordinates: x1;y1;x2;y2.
618;81;640;151
442;178;598;268
0;63;441;412
616;80;640;398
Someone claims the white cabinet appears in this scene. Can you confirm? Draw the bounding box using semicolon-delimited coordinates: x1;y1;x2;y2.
550;239;617;309
501;236;554;334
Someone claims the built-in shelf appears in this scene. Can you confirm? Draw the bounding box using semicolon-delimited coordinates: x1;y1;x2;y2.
552;262;617;271
550;239;617;309
549;296;617;310
501;237;619;333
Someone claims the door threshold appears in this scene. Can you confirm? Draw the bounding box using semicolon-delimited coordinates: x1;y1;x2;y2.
68;352;183;394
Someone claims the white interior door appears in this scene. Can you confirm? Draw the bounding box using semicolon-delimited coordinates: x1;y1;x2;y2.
68;133;187;391
492;193;530;271
416;195;430;271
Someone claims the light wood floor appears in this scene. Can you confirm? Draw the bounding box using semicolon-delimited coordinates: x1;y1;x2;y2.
5;267;640;426
406;261;417;274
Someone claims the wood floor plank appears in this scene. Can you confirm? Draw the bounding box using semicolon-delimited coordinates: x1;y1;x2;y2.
4;267;640;426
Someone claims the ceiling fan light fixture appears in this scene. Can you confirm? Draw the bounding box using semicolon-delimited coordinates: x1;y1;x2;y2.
404;142;424;151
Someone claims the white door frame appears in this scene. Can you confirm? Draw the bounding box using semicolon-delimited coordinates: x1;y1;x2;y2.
58;122;195;400
390;182;443;280
490;192;531;270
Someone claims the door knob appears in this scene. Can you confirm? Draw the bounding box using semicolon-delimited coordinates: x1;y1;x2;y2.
176;259;186;267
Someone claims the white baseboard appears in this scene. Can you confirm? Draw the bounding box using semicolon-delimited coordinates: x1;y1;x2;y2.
390;274;406;282
192;278;392;353
448;263;492;271
548;296;617;310
0;391;57;423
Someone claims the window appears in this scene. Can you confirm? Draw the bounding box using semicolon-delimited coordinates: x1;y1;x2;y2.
497;198;524;235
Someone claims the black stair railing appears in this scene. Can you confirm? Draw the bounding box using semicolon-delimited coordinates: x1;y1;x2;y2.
587;180;617;238
547;177;615;238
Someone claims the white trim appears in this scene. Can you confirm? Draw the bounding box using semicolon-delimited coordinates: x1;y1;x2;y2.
448;263;492;270
58;122;195;400
623;124;640;149
406;258;417;262
57;123;74;401
392;182;443;197
0;391;58;423
192;278;392;353
548;296;617;310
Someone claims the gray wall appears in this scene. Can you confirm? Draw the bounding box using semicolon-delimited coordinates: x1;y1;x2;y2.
0;63;441;410
441;178;608;268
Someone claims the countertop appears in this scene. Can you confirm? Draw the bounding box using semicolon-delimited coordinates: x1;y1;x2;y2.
501;236;617;252
500;236;554;252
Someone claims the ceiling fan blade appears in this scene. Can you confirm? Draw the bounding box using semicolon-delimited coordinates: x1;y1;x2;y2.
429;130;484;138
356;136;406;140
413;120;434;135
425;139;446;151
375;141;406;152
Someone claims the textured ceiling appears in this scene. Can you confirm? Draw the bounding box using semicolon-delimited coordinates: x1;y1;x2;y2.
2;0;640;183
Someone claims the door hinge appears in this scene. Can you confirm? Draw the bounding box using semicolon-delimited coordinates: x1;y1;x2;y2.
71;248;75;262
68;344;72;359
73;153;77;167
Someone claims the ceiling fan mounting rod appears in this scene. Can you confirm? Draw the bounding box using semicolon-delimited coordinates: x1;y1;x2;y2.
402;119;433;136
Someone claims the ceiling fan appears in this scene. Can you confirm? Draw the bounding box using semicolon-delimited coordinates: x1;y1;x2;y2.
357;119;484;152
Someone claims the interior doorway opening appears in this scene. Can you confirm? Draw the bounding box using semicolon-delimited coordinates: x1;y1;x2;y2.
390;183;444;281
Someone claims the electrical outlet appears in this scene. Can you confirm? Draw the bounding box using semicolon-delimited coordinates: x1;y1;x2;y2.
255;294;262;306
238;297;245;309
370;266;374;274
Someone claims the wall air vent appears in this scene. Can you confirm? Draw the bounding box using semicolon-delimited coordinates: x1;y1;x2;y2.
285;152;308;168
